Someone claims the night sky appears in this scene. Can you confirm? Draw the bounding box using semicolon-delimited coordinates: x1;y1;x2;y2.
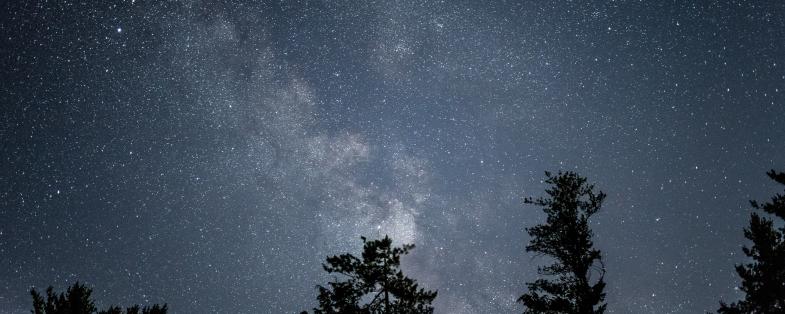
2;1;785;313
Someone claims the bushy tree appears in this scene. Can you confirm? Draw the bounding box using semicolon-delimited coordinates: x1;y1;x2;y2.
30;282;167;314
306;236;437;314
718;169;785;313
519;171;607;314
99;304;168;314
31;282;97;314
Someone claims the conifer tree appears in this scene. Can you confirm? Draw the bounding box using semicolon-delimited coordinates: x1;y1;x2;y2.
31;282;97;314
306;236;437;314
519;171;607;314
718;169;785;313
30;282;167;314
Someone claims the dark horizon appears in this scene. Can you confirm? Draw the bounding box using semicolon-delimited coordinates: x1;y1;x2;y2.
2;1;785;313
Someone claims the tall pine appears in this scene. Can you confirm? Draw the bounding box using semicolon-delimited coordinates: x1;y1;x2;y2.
519;171;607;314
718;169;785;313
306;236;437;314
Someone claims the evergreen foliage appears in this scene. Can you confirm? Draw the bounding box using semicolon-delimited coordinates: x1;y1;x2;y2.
306;236;437;314
519;171;607;314
718;170;785;313
30;282;167;314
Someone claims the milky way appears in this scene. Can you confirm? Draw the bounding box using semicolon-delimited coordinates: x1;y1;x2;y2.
2;1;785;313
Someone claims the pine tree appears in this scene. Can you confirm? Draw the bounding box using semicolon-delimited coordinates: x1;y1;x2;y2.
519;171;607;314
30;282;167;314
31;282;97;314
718;169;785;313
306;236;437;314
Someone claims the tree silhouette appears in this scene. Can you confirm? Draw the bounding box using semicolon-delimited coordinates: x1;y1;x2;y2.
519;171;607;314
31;282;97;314
305;235;437;314
718;169;785;313
30;282;167;314
98;304;168;314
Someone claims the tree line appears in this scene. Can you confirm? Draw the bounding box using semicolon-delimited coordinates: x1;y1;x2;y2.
28;170;785;313
29;282;167;314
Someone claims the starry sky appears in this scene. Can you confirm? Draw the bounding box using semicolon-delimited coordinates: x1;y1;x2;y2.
1;1;784;313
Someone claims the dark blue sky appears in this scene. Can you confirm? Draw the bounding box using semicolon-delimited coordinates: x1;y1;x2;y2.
2;1;784;313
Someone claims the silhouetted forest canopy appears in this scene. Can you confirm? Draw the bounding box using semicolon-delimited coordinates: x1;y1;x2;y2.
30;282;167;314
26;169;785;314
